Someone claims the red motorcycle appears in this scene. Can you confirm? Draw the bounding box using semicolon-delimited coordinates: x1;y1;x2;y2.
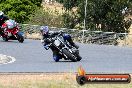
0;19;24;43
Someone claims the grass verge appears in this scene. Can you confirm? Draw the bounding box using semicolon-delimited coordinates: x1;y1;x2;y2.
0;73;131;88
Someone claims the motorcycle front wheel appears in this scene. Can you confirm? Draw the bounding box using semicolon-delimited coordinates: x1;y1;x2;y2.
62;49;77;62
74;50;82;61
76;55;82;61
17;32;24;43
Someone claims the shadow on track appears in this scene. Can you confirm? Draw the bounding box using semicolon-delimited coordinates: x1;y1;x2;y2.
0;40;27;44
0;40;19;43
58;60;73;62
56;59;84;63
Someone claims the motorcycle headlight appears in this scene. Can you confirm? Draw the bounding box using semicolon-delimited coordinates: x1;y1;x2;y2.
54;40;61;46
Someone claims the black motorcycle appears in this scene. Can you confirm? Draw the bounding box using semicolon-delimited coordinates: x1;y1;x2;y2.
44;32;82;62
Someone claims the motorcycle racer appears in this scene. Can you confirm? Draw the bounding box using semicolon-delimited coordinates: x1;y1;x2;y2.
0;18;24;43
0;11;9;27
40;26;79;62
0;11;9;35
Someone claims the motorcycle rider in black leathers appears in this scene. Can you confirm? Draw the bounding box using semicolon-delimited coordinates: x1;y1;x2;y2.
0;11;9;35
40;26;79;62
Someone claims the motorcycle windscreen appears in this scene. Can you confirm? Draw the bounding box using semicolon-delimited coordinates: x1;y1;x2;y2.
5;19;16;29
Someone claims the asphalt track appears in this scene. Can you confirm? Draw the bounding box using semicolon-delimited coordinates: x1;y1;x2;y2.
0;39;132;73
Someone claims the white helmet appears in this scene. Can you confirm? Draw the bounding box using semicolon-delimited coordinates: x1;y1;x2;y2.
0;11;4;16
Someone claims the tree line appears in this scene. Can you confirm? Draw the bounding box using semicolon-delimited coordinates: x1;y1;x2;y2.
0;0;42;23
0;0;131;33
56;0;132;33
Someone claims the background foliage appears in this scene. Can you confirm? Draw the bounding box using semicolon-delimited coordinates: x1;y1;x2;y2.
56;0;132;33
0;0;42;23
0;0;131;33
28;7;64;27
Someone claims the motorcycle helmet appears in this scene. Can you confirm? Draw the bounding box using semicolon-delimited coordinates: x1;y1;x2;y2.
40;26;49;35
0;11;4;16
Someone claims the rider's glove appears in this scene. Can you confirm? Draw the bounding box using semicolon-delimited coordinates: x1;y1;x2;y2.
44;45;49;50
41;39;44;43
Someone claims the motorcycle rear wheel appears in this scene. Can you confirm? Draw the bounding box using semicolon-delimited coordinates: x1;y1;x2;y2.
3;37;8;41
